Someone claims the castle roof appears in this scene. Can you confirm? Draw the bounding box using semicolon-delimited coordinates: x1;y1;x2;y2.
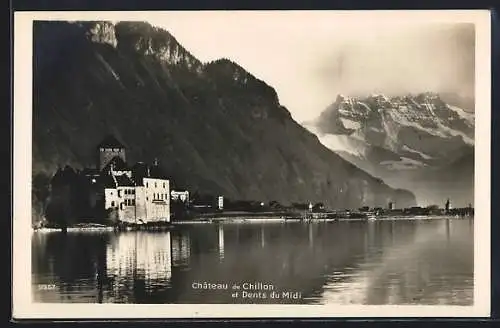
97;135;125;149
51;165;78;186
130;161;169;183
99;175;117;189
131;162;148;183
102;156;130;172
149;163;169;179
115;175;135;187
96;174;135;188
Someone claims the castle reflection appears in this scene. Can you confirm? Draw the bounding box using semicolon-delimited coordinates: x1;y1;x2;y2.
104;231;173;302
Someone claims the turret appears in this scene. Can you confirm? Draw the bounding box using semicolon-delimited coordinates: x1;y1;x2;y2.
97;135;126;171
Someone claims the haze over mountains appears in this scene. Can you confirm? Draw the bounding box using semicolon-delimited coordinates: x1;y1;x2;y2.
32;20;417;221
304;93;474;207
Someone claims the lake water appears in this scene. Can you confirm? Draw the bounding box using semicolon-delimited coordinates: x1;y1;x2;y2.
32;218;474;305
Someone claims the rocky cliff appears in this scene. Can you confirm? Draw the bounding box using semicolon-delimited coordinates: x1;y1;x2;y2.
32;20;416;220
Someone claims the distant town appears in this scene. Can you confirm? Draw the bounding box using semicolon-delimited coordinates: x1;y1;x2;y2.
36;135;474;231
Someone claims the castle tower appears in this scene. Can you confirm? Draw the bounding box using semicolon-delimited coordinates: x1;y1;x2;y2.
97;135;126;171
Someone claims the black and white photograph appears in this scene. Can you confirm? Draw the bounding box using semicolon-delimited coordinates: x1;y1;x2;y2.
13;10;491;318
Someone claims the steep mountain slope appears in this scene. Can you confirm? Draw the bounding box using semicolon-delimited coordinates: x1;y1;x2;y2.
32;21;416;220
305;93;474;206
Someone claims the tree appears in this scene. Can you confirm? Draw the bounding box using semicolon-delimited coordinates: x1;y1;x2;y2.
105;208;119;226
269;200;283;209
313;202;325;211
45;189;71;230
32;172;51;226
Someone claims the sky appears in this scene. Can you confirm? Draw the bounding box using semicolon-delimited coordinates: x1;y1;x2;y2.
144;11;476;122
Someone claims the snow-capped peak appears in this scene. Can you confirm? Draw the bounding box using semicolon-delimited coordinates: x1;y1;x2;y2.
315;92;475;158
448;104;475;125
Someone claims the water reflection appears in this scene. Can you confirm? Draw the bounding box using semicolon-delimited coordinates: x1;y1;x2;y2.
171;231;190;267
32;232;111;303
104;232;172;303
308;223;313;249
321;219;473;305
218;225;224;261
261;226;265;249
32;219;474;305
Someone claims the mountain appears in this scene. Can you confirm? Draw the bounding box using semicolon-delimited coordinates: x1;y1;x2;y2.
305;93;474;207
439;92;475;113
31;21;417;222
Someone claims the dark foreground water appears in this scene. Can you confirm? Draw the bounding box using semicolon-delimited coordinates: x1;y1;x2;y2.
32;218;474;305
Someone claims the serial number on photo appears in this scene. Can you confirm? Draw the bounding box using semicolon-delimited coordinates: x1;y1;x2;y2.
37;284;57;290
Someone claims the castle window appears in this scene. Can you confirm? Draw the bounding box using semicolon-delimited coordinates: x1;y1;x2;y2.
111;201;115;207
163;183;165;188
118;190;121;197
146;182;148;188
132;199;135;206
131;189;135;195
165;193;168;199
146;197;148;201
155;182;157;188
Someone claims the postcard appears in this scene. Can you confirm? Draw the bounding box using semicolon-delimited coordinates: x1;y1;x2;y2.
12;9;491;319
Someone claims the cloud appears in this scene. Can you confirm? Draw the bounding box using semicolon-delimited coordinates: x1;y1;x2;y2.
145;12;475;121
315;24;475;105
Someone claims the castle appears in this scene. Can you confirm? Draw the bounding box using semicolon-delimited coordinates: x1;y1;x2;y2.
49;135;184;225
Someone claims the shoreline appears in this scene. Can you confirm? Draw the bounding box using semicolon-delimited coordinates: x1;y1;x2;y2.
32;214;473;232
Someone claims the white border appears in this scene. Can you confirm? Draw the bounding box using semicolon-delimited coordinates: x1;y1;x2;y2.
12;10;491;319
